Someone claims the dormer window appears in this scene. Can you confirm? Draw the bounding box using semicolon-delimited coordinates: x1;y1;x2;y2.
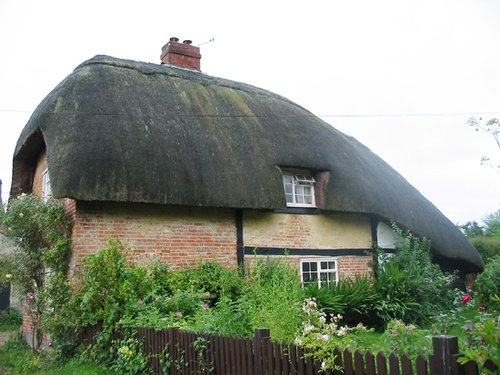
42;169;52;202
282;172;316;207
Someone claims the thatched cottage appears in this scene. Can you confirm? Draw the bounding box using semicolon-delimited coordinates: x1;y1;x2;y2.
10;38;483;289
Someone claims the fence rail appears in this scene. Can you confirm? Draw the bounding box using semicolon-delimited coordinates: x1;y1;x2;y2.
79;325;493;375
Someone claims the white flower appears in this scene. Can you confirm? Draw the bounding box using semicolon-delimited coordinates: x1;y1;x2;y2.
319;315;326;323
320;334;329;341
294;337;303;346
5;274;12;279
321;361;327;370
337;326;349;336
303;322;315;334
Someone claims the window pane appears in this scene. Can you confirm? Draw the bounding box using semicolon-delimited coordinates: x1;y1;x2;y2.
296;195;304;204
285;184;293;194
302;262;310;272
310;262;318;271
320;261;328;269
283;175;293;184
285;193;293;203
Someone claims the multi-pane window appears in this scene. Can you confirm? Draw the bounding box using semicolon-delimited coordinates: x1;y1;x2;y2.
300;259;338;288
282;173;315;207
42;169;52;202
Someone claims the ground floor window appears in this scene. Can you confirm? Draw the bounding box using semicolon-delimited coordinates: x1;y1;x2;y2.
300;258;338;287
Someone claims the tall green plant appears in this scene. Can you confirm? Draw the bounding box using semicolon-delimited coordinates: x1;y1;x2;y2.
238;257;304;342
0;194;72;352
374;224;455;325
475;254;500;311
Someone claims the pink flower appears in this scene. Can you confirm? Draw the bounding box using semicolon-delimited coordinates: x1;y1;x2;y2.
461;294;471;304
174;311;183;317
27;292;35;301
202;303;209;310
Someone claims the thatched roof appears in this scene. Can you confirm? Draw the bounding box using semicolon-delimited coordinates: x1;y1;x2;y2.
11;55;483;272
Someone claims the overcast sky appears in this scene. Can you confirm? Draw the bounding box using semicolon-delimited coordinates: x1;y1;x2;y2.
0;0;499;225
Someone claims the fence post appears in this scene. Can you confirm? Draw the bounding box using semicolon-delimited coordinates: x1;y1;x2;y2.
431;336;459;375
254;328;270;375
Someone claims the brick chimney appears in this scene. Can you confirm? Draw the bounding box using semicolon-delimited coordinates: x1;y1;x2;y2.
161;37;201;71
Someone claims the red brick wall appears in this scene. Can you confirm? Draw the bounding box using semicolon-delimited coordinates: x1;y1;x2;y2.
69;201;237;272
337;255;373;280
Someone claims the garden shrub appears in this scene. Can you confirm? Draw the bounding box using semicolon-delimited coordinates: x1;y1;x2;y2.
238;257;304;342
459;314;500;374
0;307;22;331
374;225;455;325
189;295;252;337
471;237;500;265
0;194;72;352
475;254;500;311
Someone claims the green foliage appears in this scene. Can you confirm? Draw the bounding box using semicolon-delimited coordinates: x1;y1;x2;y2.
295;298;432;371
189;295;252;336
475;255;500;311
374;224;455;325
111;337;150;375
304;276;379;327
471;237;500;265
484;210;500;238
460;221;485;237
0;307;22;331
380;320;431;357
238;257;304;342
459;314;500;374
0;333;114;375
460;210;500;265
0;194;72;351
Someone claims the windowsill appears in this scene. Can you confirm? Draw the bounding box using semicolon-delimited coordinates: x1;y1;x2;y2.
273;207;320;214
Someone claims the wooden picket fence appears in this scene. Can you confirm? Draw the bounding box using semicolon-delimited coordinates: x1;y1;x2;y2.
79;325;494;375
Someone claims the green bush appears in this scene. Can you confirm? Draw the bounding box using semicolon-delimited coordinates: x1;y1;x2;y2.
374;225;455;325
475;254;500;311
0;308;22;330
237;257;304;342
304;276;379;327
470;237;500;265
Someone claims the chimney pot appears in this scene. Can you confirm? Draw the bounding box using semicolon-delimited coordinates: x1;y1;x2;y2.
160;37;201;71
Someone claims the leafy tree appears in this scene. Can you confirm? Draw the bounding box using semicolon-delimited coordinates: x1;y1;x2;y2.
460;221;485;237
460;210;500;264
484;210;500;237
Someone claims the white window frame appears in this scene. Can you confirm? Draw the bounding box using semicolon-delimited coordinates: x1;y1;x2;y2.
282;173;316;207
42;169;52;202
300;258;338;288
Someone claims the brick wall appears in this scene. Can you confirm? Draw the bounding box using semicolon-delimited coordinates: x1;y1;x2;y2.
243;210;373;281
244;211;372;249
69;201;237;273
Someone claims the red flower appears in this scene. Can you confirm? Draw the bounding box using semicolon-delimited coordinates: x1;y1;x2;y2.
461;294;471;304
479;304;486;312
